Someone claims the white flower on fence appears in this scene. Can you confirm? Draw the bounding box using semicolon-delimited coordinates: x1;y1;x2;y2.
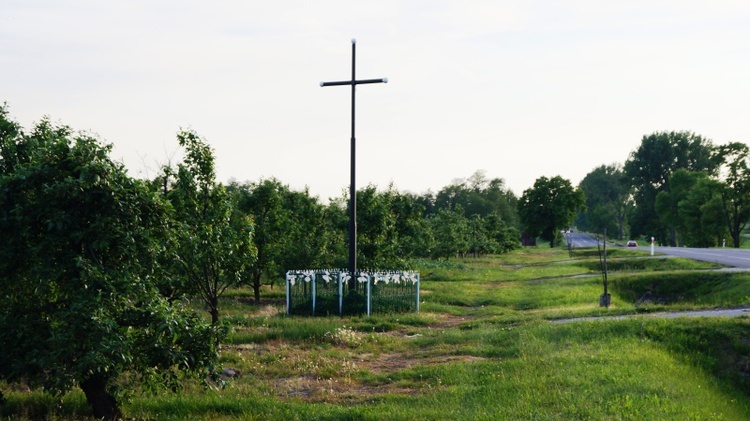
301;270;315;283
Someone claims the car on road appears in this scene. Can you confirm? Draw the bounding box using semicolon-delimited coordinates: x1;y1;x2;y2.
626;240;638;247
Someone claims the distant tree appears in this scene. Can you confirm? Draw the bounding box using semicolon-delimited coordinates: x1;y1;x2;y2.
0;112;218;419
714;142;750;247
278;187;333;270
485;212;521;253
167;130;255;325
429;206;470;259
655;169;704;246
678;175;727;247
435;170;519;226
468;214;492;257
624;131;716;245
391;191;433;258
577;164;630;240
324;196;350;268
518;176;585;248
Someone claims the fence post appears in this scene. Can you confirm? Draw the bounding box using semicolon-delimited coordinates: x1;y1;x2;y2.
338;271;343;315
285;272;291;314
415;273;420;313
366;272;371;316
311;273;316;316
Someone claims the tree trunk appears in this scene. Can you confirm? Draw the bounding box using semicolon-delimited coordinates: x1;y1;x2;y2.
80;374;121;421
253;272;262;304
210;302;220;325
669;226;677;247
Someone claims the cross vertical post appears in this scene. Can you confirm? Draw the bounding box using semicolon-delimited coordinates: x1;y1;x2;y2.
320;39;387;289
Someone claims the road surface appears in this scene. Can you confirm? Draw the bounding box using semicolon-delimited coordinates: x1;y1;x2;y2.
568;232;750;269
565;231;603;248
651;245;750;269
553;307;750;323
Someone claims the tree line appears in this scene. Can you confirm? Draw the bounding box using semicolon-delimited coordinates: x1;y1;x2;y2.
575;131;750;248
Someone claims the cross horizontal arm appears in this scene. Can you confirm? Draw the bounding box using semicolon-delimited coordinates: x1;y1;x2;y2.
320;78;388;87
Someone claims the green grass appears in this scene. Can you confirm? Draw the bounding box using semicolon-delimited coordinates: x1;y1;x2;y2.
6;246;750;419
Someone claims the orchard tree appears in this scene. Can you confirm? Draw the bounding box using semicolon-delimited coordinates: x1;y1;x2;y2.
485;212;521;253
518;176;585;248
166;130;255;325
279;187;333;269
429;206;470;259
391;191;433;258
230;179;289;303
0;111;219;420
230;178;331;303
468;214;492;257
356;185;400;268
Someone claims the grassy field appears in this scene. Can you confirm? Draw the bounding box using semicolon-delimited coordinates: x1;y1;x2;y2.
4;247;750;419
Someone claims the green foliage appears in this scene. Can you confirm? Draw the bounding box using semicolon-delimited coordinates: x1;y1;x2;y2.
624;131;717;244
518;175;585;247
0;110;220;418
715;142;750;247
230;178;330;303
166;130;256;324
428;206;469;259
433;170;519;227
576;164;630;240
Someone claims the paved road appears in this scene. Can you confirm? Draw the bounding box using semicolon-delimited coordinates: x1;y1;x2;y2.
650;246;750;269
569;232;750;269
553;307;750;324
565;231;603;248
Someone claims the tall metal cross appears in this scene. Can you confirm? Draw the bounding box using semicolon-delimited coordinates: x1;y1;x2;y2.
320;39;387;281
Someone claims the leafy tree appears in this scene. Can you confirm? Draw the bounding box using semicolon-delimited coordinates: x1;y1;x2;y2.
429;206;470;259
277;187;333;271
678;176;727;247
230;179;289;303
714;142;750;247
434;170;519;226
230;178;331;302
518;176;585;248
356;185;401;268
391;191;433;258
468;214;493;257
576;164;630;240
485;212;521;253
0;112;219;419
324;196;350;268
166;130;255;324
655;169;704;246
624;131;716;245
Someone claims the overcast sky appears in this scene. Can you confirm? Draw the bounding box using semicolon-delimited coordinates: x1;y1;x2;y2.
3;1;750;201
